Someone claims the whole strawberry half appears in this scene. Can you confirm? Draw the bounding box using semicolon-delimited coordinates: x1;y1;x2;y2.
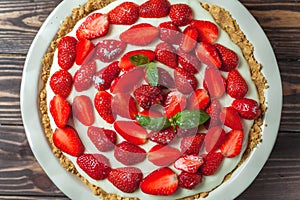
203;66;226;99
87;126;117;152
49;95;70;128
114;141;146;165
195;41;222;68
108;167;143;193
76;13;109;40
95;39;127;63
52;126;84;157
114;121;148;145
190;20;219;43
119;49;155;71
139;0;171;18
174;154;204;173
155;42;178;69
76;154;111;180
120;23;159;46
178;171;203;190
180;25;198;53
111;93;138;119
94;61;121;91
177;48;201;74
164;90;187;118
74;61;96;92
174;67;198;94
220;129;244;158
72;95;94;126
108;2;139;25
227;69;248;99
75;38;95;65
140;167;178;196
204;126;226;153
148;144;181;166
187;88;210;111
94;91;115;124
180;133;205;155
215;43;239;72
50;69;73;99
219;106;243;130
158;21;182;45
205;99;222;128
232;98;261;120
148;126;177;145
169;4;193;26
133;85;163;110
57;36;77;70
200;151;224;176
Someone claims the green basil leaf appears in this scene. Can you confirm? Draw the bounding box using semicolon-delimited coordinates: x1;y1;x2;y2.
129;54;150;66
146;62;159;86
173;110;210;129
136;115;171;131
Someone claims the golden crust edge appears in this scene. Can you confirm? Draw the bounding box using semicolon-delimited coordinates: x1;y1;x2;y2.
38;1;268;200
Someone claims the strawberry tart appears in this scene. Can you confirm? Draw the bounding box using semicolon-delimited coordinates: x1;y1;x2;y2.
39;0;267;199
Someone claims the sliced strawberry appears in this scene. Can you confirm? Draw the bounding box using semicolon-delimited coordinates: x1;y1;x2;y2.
108;2;139;25
200;152;224;176
75;38;95;65
119;50;155;71
114;121;147;145
169;4;193;26
108;167;143;193
57;36;77;70
52;126;84;157
49;69;73;99
180;26;198;53
94;61;121;91
112;93;138;119
190;20;219;43
155;42;178;69
148;144;181;166
140;167;178;196
164;90;187;118
195;42;222;68
49;95;70;128
138;109;163;118
178;171;203;190
120;23;159;46
76;154;111;180
146;67;175;89
174;67;198;94
205;99;222;128
95;39;126;63
204;126;226;153
180;133;205;155
148;126;177;145
94;91;115;124
139;0;171;18
87;126;117;152
74;61;97;92
203;66;226;99
219;107;243;130
114;141;146;165
133;85;163;110
187;89;210;110
174;155;204;173
232;98;261;120
220;129;244;158
177;48;201;74
76;13;109;40
72;95;94;126
176;126;198;138
214;43;239;72
158;21;182;45
227;69;248;99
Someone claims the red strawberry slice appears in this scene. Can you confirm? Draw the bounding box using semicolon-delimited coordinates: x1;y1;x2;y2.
180;133;205;155
114;141;146;165
75;38;95;65
49;69;73;99
178;171;203;190
177;48;201;74
200;152;224;176
49;95;70;128
148;144;181;166
139;0;171;18
195;41;222;68
155;42;178;69
119;50;155;71
190;20;219;43
87;126;117;152
176;126;198;138
74;61;97;92
72;95;94;126
94;61;121;91
94;91;115;124
111;93;138;119
219;107;243;130
148;126;177;145
232;98;261;120
227;69;248;99
187;89;210;110
114;121;147;145
205;99;222;128
204;126;226;153
214;43;239;72
57;36;77;70
174;155;204;173
164;90;187;118
169;4;193;26
140;167;178;196
220;129;244;158
76;154;111;180
95;39;126;63
180;26;198;53
120;23;159;46
133;85;163;110
146;67;175;89
108;167;143;193
108;2;139;25
52;126;84;157
203;66;226;99
158;21;182;45
76;13;109;40
174;67;198;94
138;109;163;118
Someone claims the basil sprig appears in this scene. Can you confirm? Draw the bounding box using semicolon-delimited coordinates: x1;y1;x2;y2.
171;110;210;129
136;115;171;131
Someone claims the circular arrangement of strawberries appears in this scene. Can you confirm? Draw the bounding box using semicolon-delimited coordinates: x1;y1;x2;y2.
48;0;261;196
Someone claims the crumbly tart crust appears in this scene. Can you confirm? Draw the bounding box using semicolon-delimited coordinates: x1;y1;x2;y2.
38;0;268;199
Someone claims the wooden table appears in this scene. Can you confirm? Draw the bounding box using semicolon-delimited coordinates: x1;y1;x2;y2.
1;0;299;199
